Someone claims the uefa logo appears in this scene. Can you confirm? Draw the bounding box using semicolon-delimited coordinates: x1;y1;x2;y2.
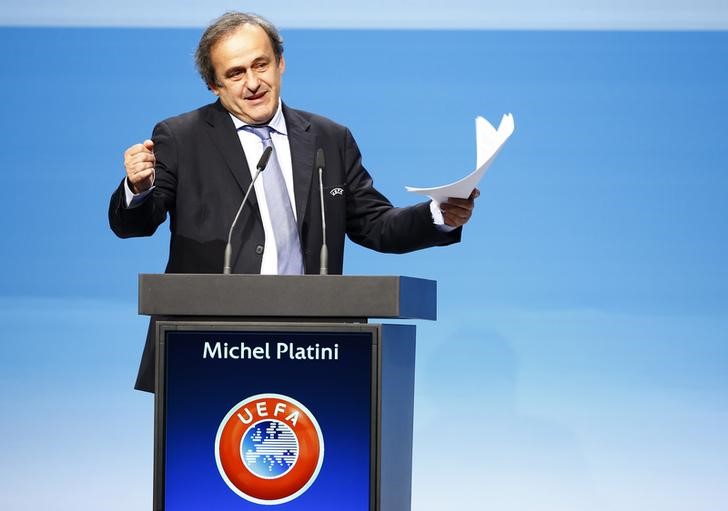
214;393;324;505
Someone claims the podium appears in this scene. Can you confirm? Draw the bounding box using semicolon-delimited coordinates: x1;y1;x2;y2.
139;274;437;511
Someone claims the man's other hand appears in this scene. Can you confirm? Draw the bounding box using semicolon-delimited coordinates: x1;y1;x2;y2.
124;140;155;193
441;188;480;228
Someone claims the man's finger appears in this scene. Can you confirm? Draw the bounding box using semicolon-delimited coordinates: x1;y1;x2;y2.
130;168;154;180
128;167;155;193
128;161;154;174
443;211;468;227
441;205;471;221
443;198;474;209
125;143;148;156
125;141;155;158
126;156;155;169
444;210;472;226
127;157;155;171
127;152;156;164
445;188;480;206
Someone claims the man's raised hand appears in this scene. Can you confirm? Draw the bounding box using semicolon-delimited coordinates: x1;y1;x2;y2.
124;139;155;193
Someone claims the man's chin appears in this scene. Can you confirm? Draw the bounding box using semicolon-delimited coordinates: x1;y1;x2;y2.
242;105;276;125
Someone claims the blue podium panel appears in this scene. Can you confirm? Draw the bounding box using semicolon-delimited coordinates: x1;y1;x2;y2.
156;323;378;511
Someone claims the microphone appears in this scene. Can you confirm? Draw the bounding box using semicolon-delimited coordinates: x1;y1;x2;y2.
223;145;273;274
316;148;328;275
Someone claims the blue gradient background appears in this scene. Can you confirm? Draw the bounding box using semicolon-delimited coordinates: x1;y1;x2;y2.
0;25;726;511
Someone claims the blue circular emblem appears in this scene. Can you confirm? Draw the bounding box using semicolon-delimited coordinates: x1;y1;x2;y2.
216;394;324;504
241;419;299;479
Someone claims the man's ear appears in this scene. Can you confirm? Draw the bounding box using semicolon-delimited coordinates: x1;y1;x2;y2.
209;82;221;96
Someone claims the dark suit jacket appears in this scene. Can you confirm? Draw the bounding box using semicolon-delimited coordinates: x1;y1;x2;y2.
109;100;461;391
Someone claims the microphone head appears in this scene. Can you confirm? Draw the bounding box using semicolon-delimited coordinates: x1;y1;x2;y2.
315;148;325;170
257;145;273;170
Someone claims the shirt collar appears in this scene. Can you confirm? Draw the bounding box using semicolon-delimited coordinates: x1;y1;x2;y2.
229;99;287;135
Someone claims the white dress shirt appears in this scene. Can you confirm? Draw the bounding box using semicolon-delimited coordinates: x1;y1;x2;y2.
230;101;294;274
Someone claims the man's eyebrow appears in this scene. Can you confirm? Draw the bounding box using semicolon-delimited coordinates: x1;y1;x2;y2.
224;65;245;77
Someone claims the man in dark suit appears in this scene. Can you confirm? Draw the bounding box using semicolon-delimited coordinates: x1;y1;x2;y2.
109;12;478;392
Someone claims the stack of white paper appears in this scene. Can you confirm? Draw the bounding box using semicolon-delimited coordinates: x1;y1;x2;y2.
405;113;515;203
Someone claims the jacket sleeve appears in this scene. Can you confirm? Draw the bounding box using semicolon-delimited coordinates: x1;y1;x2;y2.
108;121;178;238
342;127;462;253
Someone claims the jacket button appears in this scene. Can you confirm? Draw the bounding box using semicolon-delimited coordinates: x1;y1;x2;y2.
255;244;264;255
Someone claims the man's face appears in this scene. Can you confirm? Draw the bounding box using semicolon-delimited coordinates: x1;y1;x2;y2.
209;24;284;124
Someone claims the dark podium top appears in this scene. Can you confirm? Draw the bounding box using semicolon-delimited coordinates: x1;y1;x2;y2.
138;274;436;320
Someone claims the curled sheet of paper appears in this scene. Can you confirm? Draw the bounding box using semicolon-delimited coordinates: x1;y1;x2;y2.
405;113;515;203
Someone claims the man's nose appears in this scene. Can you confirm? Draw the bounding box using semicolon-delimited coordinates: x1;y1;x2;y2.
246;70;261;90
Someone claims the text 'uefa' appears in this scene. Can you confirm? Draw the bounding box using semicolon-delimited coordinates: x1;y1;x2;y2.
237;400;300;426
203;341;339;361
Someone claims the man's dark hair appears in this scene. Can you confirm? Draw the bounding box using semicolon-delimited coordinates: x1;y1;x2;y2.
195;11;284;89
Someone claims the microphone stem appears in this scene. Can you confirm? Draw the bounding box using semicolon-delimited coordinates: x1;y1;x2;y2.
318;167;328;275
223;167;263;274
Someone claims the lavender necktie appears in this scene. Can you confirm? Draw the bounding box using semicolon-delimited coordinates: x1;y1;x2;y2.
241;125;304;275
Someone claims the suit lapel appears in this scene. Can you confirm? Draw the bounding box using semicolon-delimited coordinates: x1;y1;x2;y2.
202;101;315;230
203;101;259;209
283;105;316;230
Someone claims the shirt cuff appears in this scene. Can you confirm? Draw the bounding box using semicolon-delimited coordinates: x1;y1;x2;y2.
429;200;457;232
124;178;154;208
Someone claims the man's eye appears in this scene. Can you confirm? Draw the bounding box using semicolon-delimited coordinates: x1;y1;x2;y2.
228;69;245;79
254;63;268;71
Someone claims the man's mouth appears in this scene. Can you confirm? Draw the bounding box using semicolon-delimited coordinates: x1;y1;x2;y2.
246;90;268;101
